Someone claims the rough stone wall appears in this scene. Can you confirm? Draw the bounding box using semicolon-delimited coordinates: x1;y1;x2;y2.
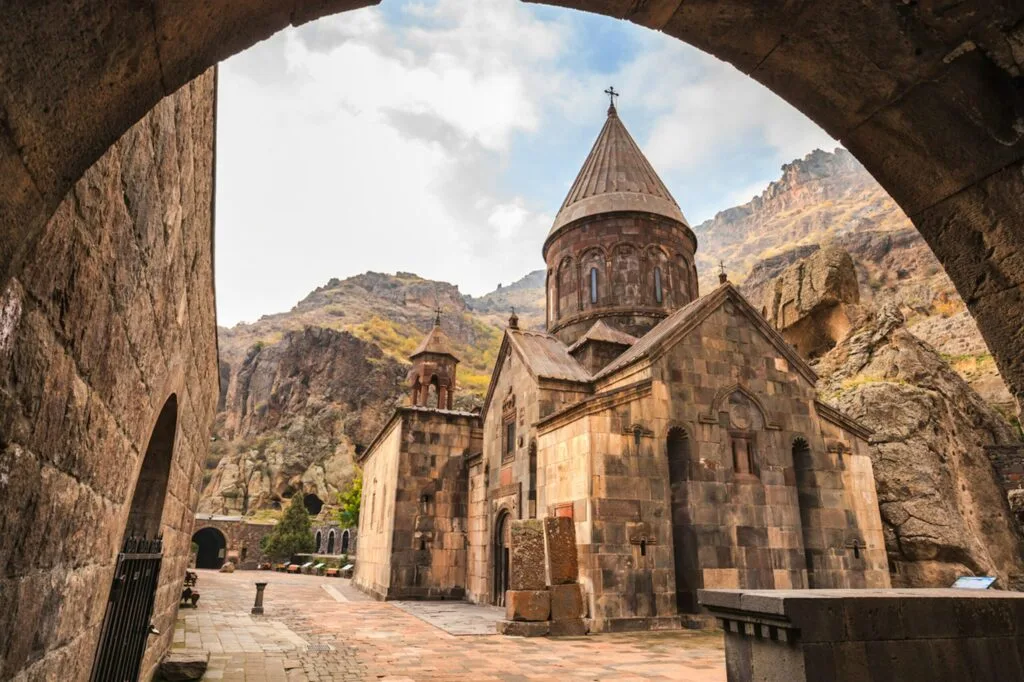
544;213;696;345
0;71;217;681
353;408;480;600
353;417;402;598
466;456;489;602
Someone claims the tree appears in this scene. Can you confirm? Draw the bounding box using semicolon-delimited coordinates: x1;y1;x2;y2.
337;471;362;528
259;494;315;560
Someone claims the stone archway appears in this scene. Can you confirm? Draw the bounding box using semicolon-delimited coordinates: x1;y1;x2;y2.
0;1;1022;416
493;510;512;607
192;527;228;569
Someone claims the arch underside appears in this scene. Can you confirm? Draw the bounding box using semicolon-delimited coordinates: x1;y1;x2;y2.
0;2;1020;435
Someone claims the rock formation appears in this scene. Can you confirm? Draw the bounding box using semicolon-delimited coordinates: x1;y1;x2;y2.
816;303;1024;589
200;327;405;514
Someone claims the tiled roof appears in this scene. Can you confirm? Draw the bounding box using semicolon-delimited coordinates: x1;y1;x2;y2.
549;105;688;238
508;329;592;382
567;320;638;352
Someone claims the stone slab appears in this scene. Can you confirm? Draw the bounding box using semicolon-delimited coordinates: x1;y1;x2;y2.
543;516;579;585
496;619;550;637
549;583;584;621
548;617;588;637
158;650;210;681
505;589;551;622
509;519;546;591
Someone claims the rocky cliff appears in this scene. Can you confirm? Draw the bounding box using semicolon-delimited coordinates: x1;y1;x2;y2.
816;304;1024;589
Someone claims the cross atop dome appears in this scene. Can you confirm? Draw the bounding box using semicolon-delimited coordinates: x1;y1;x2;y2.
604;86;619;115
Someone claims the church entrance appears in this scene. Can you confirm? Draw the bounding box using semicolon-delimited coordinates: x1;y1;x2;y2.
493;512;511;606
192;527;227;569
667;427;699;613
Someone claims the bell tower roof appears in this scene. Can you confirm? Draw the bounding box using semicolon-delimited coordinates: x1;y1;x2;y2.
410;312;459;362
547;98;689;242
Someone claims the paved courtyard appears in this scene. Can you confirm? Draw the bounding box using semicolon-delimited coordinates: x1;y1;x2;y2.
172;569;725;681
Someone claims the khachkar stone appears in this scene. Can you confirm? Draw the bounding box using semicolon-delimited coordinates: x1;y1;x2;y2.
543;516;579;585
509;519;546;591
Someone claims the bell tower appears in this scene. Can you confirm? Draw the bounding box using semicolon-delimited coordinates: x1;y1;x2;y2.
408;311;459;410
543;90;699;345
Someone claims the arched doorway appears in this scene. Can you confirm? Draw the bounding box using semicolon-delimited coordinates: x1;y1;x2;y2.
493;511;511;607
326;530;336;554
667;427;699;614
192;527;227;569
315;530;322;553
304;493;324;516
341;530;350;554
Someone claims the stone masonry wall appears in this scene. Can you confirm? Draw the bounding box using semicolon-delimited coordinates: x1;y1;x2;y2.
0;71;218;681
353;417;402;599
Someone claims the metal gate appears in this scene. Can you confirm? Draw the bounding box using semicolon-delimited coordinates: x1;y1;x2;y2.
89;537;163;682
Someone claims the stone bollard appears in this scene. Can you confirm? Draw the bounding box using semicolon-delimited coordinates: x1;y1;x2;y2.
251;582;268;615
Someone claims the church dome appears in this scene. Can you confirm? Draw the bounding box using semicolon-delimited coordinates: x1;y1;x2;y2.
546;103;689;245
543;95;699;346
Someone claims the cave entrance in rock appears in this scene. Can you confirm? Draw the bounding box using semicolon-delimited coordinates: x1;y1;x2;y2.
192;527;228;569
304;493;324;516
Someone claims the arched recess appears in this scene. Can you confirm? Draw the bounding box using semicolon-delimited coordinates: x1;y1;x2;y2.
327;530;336;554
428;375;441;408
556;256;577;320
341;529;350;554
792;436;819;587
646;246;671;307
124;395;178;540
666;427;699;614
191;527;227;569
315;530;323;552
580;247;605;309
493;509;512;607
528;440;538;518
611;243;641;304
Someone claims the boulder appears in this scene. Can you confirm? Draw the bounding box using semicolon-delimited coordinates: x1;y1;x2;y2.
816;304;1024;589
218;561;235;573
158;650;209;681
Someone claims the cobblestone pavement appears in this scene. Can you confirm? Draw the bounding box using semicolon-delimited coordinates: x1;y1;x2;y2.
172;569;725;681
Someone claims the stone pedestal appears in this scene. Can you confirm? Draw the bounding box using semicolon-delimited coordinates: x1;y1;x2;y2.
509;520;546;590
699;588;1024;682
549;618;588;637
505;590;551;622
496;620;550;637
549;583;584;620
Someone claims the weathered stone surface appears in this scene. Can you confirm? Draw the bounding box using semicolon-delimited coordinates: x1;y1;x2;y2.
496;619;549;637
548;617;588;637
0;71;218;681
549;583;585;621
158;650;210;681
543;516;579;585
505;589;550;622
509;520;546;591
816;304;1024;589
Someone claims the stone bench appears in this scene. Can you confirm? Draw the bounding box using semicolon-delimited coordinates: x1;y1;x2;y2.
698;588;1024;682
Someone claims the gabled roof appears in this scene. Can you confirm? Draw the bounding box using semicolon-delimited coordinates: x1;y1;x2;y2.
593;283;819;385
410;319;459;361
482;328;591;415
547;105;689;241
567;320;638;353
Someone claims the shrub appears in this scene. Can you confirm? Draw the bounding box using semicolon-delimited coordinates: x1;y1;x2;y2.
259;495;315;560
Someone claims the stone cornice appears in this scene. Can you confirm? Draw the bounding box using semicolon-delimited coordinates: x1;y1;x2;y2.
537;379;653;434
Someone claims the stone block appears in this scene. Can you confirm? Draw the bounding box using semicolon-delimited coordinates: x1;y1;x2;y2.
509;519;545;590
544;516;578;585
549;617;588;637
158;650;210;681
549;583;585;621
505;589;551;622
496;619;549;637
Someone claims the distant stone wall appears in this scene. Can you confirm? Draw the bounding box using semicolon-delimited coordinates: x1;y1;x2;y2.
0;72;217;681
192;518;276;568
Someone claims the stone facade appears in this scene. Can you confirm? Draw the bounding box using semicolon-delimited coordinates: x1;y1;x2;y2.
356;104;887;632
191;516;276;569
0;72;217;680
312;522;356;556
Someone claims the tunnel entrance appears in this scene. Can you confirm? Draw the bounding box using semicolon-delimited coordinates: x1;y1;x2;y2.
304;493;324;516
192;527;227;569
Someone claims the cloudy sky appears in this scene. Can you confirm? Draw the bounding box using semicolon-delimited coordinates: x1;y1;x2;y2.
215;0;835;326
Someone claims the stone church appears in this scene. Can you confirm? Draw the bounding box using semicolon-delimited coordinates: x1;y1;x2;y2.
354;99;890;631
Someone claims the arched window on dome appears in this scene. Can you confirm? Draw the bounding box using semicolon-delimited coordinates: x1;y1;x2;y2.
654;267;663;304
590;267;599;304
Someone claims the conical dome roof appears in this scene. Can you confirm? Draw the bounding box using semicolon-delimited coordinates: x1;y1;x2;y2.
548;105;688;241
410;316;459;361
